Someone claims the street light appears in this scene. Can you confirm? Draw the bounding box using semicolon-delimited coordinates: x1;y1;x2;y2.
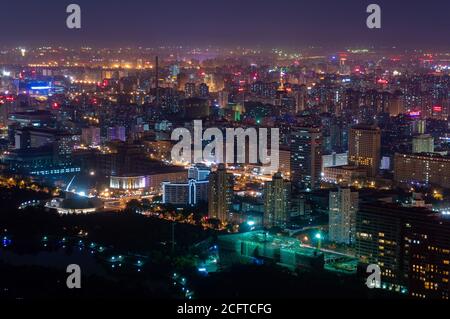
315;232;322;249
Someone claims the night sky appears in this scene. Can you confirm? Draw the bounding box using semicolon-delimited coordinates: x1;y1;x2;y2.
2;0;450;48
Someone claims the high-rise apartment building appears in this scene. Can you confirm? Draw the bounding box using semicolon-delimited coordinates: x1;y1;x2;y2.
328;187;359;244
208;164;234;223
264;172;291;228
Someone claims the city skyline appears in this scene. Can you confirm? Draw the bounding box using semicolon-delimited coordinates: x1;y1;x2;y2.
1;0;450;306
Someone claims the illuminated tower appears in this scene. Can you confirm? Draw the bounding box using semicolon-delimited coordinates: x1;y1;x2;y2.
328;187;359;244
208;164;234;223
264;172;291;228
348;125;381;177
290;127;323;190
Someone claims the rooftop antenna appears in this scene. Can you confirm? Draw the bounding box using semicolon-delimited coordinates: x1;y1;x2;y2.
155;56;160;105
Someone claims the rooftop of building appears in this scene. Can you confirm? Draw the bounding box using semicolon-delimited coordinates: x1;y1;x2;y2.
396;152;450;160
351;124;380;131
324;165;368;171
359;201;450;224
110;165;187;177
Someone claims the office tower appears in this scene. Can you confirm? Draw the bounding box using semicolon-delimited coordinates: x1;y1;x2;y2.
107;126;126;142
412;134;434;154
162;179;209;206
264;172;291;228
218;90;229;108
198;83;209;97
321;114;332;154
290;127;322;190
394;153;450;189
348;125;381;178
330;118;349;153
356;203;450;299
185;82;196;98
208;164;234;223
328;187;359;244
53;133;74;165
81;126;101;147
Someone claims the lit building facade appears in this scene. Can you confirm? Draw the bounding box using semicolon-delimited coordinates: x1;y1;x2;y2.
264;172;291;228
208;164;234;223
162;179;208;206
328;187;359;244
290;127;322;190
356;203;450;299
348;125;381;177
394;153;450;189
412;134;434;154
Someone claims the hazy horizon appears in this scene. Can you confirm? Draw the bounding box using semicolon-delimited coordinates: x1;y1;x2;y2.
1;0;449;49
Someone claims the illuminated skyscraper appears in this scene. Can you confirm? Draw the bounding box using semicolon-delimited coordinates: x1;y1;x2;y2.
348;125;381;178
208;164;234;223
290;127;322;190
264;172;291;228
328;187;359;244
